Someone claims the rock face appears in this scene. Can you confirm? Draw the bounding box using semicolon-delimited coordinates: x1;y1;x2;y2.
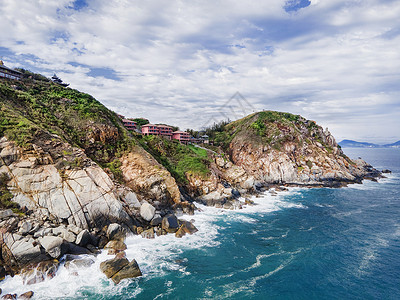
0;137;133;229
226;112;380;187
120;147;182;204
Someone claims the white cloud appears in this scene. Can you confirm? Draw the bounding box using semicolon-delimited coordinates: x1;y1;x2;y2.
0;0;399;143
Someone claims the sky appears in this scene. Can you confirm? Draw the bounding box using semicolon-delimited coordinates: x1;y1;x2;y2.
1;0;399;143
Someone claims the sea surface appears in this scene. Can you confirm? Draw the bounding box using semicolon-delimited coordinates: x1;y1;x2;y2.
1;148;399;299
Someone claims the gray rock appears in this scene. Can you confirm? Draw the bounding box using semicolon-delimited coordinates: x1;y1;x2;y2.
0;209;14;219
150;215;162;226
18;221;33;235
38;236;65;258
140;202;155;221
67;224;82;235
75;229;91;247
53;226;76;243
64;258;94;269
107;223;122;240
9;237;42;265
161;214;179;233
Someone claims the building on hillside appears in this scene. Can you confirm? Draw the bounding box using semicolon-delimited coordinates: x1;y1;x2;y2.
200;134;209;144
51;74;69;87
122;119;137;131
172;131;190;144
157;125;173;140
0;61;22;80
141;124;173;139
141;124;159;136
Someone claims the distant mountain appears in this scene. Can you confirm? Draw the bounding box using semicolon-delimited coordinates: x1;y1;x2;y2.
384;140;400;148
339;140;380;148
339;139;400;148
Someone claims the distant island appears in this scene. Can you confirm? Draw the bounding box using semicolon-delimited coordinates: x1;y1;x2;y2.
339;139;400;148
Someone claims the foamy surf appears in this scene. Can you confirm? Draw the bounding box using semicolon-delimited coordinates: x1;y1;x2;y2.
0;189;304;299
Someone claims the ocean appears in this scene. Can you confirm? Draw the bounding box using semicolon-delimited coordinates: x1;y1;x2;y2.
1;148;399;299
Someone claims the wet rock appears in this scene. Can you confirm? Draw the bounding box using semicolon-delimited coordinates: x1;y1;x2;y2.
1;294;17;299
21;259;59;285
107;223;124;241
175;221;198;238
19;291;34;299
382;169;391;173
111;259;142;284
104;240;127;255
100;257;129;278
150;215;162;226
38;236;65;258
140;228;155;239
0;265;6;280
140;202;155;221
64;258;94;269
162;214;179;233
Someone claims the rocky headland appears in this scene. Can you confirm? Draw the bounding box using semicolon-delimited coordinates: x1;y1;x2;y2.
0;73;382;292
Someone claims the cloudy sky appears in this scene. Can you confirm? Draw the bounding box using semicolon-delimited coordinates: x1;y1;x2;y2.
1;0;399;143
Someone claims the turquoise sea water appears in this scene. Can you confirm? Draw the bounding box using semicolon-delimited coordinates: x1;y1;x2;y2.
1;148;399;299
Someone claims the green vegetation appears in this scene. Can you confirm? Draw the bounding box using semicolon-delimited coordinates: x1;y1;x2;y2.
0;173;22;214
131;118;149;126
0;75;135;166
138;135;211;184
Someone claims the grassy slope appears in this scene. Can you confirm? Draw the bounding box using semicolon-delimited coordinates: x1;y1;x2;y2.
138;135;211;184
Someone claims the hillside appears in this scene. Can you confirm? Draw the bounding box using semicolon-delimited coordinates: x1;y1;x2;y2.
0;74;381;279
208;111;380;187
339;139;380;148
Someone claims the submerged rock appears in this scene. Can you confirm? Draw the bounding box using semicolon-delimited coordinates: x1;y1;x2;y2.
19;291;34;299
20;259;59;285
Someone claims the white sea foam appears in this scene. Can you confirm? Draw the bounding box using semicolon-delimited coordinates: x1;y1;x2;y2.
0;188;304;298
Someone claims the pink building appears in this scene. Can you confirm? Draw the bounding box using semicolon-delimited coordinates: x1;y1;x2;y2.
157;125;173;140
172;131;191;144
122;119;137;131
141;124;159;135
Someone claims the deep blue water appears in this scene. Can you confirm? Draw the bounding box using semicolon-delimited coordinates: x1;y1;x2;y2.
1;148;399;299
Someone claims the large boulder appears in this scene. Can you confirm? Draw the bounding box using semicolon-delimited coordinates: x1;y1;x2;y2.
161;215;179;233
111;259;142;284
100;257;129;278
140;202;155;221
75;229;93;247
175;221;198;238
19;291;34;299
38;236;65;258
7;236;43;266
0;209;14;220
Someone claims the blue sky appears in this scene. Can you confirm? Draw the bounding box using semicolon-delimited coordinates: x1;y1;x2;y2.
1;0;399;143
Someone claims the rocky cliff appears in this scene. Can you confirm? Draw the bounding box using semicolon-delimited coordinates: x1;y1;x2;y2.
0;75;381;283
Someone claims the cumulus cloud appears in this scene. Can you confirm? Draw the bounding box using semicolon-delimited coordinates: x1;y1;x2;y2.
0;0;399;143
